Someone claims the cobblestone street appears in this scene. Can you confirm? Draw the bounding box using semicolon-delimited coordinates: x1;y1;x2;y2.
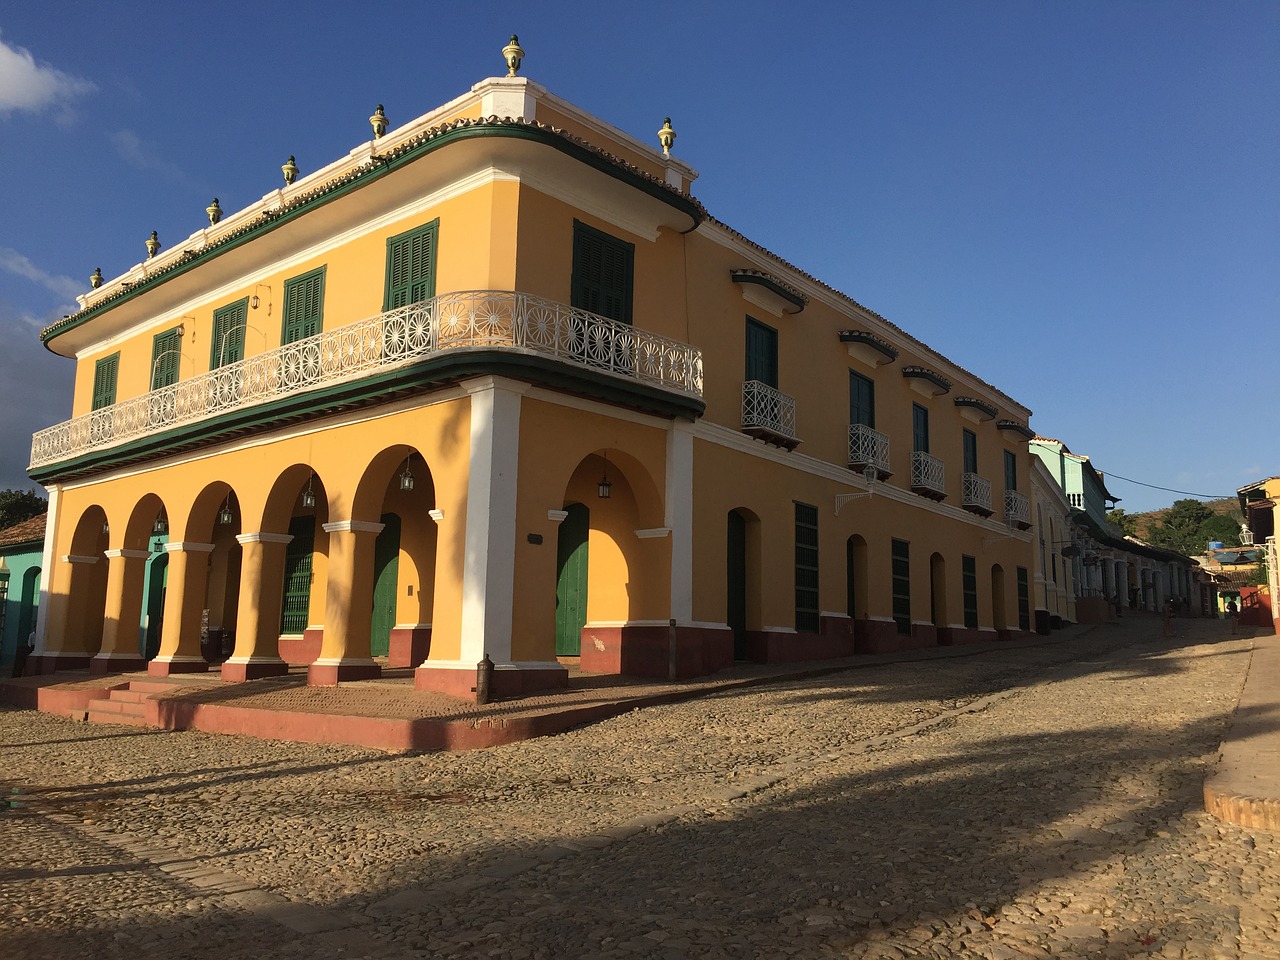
2;617;1277;959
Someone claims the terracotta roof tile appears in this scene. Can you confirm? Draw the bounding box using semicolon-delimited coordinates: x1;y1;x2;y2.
0;513;46;549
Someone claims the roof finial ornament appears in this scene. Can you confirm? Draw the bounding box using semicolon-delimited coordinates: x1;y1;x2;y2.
206;198;223;225
502;34;524;77
370;104;388;139
90;267;103;289
658;117;677;158
282;155;299;185
145;231;161;259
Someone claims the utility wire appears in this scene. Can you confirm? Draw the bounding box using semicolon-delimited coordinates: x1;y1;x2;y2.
1103;473;1234;500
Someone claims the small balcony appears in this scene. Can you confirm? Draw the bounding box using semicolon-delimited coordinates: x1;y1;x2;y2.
911;451;947;501
1005;490;1032;530
848;423;891;479
961;472;994;516
741;380;799;449
30;291;705;475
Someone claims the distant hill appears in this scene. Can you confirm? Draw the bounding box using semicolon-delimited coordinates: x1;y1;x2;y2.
1129;498;1242;545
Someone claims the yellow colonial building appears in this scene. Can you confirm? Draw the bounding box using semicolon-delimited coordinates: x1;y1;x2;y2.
28;41;1039;698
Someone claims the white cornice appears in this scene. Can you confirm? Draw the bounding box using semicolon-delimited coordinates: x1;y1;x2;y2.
691;420;1030;538
697;222;1031;421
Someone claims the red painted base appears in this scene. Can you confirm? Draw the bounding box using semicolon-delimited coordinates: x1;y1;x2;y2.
148;658;210;677
388;626;432;668
279;629;324;665
221;658;291;682
742;616;857;664
937;627;992;646
414;663;569;700
90;655;149;675
578;624;734;679
308;660;382;686
32;654;91;674
854;619;939;654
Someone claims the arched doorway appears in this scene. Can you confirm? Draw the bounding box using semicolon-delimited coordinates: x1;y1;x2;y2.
370;513;401;658
142;553;167;659
555;502;589;656
16;567;40;648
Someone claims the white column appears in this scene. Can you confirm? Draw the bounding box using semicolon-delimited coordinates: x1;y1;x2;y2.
666;421;694;623
33;483;60;655
459;377;525;663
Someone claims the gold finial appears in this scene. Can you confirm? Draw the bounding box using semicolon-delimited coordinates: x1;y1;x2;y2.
502;34;524;77
370;104;388;138
657;117;676;158
282;155;299;185
90;267;103;289
206;198;223;225
145;231;161;259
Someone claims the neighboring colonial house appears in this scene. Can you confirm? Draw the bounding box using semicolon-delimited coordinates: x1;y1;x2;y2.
1232;476;1278;629
27;39;1040;698
0;513;45;667
1029;437;1199;620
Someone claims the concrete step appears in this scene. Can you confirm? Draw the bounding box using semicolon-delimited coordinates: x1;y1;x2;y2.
86;709;149;727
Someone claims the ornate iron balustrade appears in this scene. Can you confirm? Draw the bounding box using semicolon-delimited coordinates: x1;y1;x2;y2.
911;451;946;500
1005;490;1031;529
847;423;891;478
31;291;704;469
961;472;993;516
740;380;798;448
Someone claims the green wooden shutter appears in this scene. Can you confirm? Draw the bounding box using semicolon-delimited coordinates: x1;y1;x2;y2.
151;329;182;390
384;220;438;310
745;317;779;387
1017;567;1031;631
210;298;249;368
571;221;633;324
282;268;326;344
1004;450;1018;492
92;353;119;410
794;502;819;633
963;430;978;474
849;371;875;428
962;555;979;629
280;516;315;634
892;539;911;635
912;403;930;453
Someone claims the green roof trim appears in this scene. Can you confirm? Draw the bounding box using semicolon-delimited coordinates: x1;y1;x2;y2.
42;117;706;349
28;352;704;484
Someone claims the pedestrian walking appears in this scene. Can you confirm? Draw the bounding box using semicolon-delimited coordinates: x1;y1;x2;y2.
1163;598;1175;637
1226;599;1239;636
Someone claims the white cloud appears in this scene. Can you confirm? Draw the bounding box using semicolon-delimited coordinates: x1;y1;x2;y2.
0;247;83;302
0;33;95;117
0;308;73;491
110;129;188;181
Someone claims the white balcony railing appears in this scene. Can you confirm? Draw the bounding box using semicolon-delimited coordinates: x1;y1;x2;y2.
30;291;704;470
848;423;891;478
741;380;798;447
911;451;946;500
962;472;993;515
1005;490;1031;529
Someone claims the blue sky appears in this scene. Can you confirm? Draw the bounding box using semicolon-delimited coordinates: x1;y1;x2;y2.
1;2;1275;513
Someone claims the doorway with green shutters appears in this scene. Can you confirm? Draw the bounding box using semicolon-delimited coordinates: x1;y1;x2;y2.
555;502;590;656
370;514;400;658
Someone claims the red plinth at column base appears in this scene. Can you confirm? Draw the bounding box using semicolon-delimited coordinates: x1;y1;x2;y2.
221;659;291;682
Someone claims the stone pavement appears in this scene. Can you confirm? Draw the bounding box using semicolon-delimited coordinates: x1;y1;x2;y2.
1;615;1278;959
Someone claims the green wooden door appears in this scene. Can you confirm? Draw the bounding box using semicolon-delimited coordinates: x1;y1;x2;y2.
143;555;167;659
370;513;400;658
727;511;747;659
555;503;589;656
280;516;315;634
